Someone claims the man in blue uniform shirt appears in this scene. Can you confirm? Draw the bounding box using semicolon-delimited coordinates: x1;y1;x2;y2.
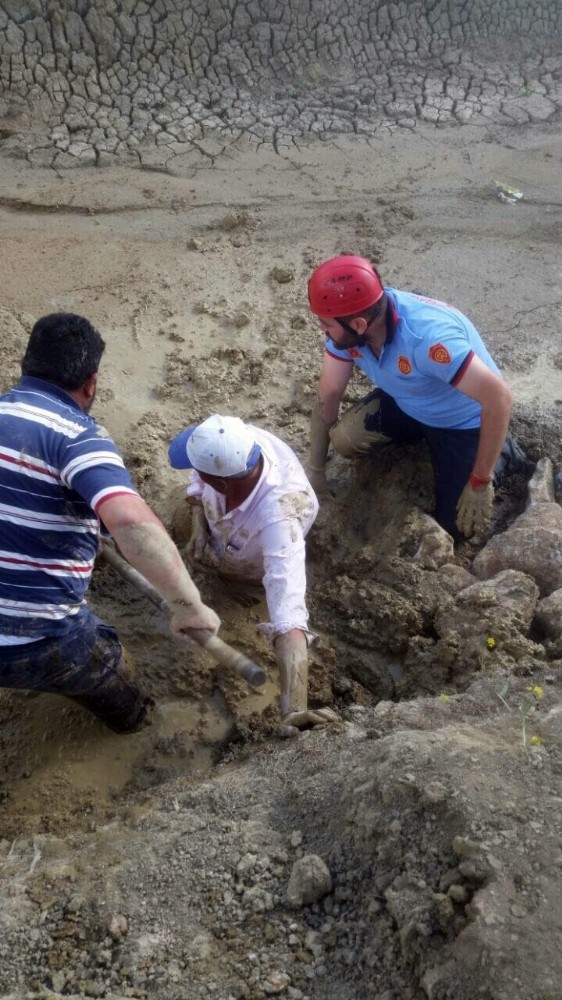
306;255;528;539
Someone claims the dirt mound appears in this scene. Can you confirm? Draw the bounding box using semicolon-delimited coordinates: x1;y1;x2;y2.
1;684;561;1000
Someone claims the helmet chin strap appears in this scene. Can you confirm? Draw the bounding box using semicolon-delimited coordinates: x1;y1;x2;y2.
337;296;386;342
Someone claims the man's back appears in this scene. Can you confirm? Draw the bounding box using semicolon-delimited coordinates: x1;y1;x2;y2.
0;376;136;640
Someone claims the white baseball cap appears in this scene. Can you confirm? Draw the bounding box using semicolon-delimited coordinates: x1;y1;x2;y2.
168;414;261;477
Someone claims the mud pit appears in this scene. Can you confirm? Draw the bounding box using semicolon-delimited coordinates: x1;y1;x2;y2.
1;2;562;998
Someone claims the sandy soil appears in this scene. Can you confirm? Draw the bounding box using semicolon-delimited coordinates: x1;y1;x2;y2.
0;120;561;999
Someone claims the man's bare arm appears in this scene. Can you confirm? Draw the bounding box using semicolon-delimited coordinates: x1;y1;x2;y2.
308;354;353;491
98;493;220;638
456;355;513;479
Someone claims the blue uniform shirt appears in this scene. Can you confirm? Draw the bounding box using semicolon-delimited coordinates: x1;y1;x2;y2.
325;289;501;430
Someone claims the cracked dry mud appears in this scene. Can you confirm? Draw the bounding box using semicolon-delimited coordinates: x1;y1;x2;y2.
0;3;562;1000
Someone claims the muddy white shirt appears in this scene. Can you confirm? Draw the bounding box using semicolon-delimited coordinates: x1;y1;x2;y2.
185;427;318;641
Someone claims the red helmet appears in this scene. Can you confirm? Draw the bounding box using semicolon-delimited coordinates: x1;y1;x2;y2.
308;255;384;318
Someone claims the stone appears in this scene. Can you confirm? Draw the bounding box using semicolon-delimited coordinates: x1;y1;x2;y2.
472;504;562;596
526;457;555;507
436;563;476;595
107;913;128;940
270;267;294;284
286;855;332;908
434;569;540;663
410;511;455;569
535;588;562;638
262;970;290;994
51;971;66;992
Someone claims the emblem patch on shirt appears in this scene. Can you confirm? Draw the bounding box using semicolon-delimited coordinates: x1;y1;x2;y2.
397;355;412;375
347;348;362;359
428;343;452;364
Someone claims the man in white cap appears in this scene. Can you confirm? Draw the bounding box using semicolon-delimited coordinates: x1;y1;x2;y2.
168;414;337;735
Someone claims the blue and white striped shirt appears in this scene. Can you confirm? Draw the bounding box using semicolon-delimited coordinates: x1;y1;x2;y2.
0;377;139;643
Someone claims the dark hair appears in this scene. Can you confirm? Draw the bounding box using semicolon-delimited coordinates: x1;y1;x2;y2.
21;313;106;390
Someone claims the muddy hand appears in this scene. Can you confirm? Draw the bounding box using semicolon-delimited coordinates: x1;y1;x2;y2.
170;600;220;640
185;526;210;565
187;538;221;569
456;479;494;538
278;706;339;737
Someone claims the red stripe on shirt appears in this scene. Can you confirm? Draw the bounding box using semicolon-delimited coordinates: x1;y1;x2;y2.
94;489;140;514
0;555;92;572
0;451;60;480
451;350;475;386
325;348;353;362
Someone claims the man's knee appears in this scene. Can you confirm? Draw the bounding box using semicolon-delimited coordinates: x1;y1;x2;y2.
329;418;362;458
74;657;151;734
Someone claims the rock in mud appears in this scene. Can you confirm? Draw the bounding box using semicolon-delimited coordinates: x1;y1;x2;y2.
535;588;562;639
433;569;541;673
286;854;332;908
435;563;476;595
408;511;455;569
472;503;562;597
107;913;128;939
526;457;555;506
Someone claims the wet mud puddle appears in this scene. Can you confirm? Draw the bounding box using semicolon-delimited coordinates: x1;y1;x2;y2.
0;676;276;836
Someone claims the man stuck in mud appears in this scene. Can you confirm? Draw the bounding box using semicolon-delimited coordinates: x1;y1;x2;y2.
168;413;336;736
0;313;220;733
306;255;529;540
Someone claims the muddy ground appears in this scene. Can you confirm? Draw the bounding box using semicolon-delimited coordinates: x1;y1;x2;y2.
0;118;561;1000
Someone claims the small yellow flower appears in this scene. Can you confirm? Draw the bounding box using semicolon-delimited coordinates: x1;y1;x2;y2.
439;692;450;702
486;637;496;650
526;685;544;699
529;735;544;746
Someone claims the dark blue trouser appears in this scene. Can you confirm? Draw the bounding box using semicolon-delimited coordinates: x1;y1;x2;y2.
0;608;149;733
364;389;504;539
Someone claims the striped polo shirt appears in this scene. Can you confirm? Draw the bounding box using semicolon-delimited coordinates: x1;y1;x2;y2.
0;376;139;644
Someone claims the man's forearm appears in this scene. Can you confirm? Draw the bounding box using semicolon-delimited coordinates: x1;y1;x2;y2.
309;396;335;471
275;628;308;716
472;401;511;480
112;519;203;611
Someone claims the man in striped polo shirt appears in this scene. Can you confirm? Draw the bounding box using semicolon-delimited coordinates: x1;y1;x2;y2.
0;313;220;733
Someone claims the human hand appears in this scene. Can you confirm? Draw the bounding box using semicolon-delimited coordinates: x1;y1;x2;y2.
456;479;494;538
186;532;220;569
185;524;209;565
170;600;220;641
278;706;339;738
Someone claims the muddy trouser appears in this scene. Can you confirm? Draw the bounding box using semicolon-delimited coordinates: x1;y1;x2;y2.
330;388;527;540
0;609;150;733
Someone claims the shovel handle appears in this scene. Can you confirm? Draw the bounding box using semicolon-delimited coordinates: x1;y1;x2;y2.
188;632;267;688
100;542;267;688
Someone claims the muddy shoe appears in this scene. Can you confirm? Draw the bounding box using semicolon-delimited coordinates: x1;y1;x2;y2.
118;695;156;734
